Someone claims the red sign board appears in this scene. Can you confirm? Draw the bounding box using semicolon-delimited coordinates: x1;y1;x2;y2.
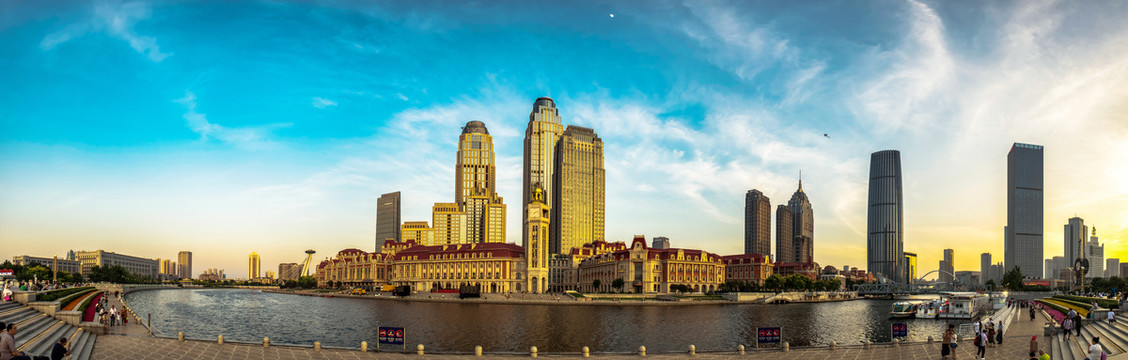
0;270;13;276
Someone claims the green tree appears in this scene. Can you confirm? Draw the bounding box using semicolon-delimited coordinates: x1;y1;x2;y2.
1002;266;1025;291
611;278;625;293
297;276;317;289
764;274;784;292
985;279;997;290
19;265;52;282
592;279;602;292
826;278;842;291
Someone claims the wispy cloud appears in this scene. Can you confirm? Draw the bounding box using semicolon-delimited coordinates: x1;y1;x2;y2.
312;97;337;109
175;92;288;150
40;1;170;62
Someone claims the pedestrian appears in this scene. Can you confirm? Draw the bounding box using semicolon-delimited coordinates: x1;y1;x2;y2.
1088;337;1104;360
973;320;981;334
1109;310;1116;324
942;324;956;359
987;322;996;347
1;323;31;360
1030;306;1036;321
975;330;987;360
996;323;1003;345
1075;314;1083;337
50;337;69;360
1030;336;1039;356
1064;317;1074;338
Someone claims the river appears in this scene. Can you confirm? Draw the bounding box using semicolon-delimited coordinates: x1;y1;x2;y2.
124;289;971;353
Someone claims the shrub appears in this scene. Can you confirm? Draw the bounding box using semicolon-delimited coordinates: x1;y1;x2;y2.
57;288;97;308
36;286;94;302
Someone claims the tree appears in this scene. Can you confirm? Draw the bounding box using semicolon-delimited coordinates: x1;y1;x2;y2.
1002;266;1025;291
611;278;625;293
764;274;784;292
826;278;842;291
297;276;317;289
592;279;602;292
985;279;997;290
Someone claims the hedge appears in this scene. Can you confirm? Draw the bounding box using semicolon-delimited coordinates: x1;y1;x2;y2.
1040;298;1090;317
1053;294;1118;309
62;290;99;311
36;286;94;302
56;288;97;308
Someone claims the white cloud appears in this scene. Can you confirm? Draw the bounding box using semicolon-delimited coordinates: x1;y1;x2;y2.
312;97;338;109
175;92;288;150
40;1;170;62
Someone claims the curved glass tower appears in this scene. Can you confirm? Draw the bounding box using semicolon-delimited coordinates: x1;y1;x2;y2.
867;150;904;283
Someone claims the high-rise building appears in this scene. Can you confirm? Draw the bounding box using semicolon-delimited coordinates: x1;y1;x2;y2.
524;97;565;252
401;221;434;246
1107;258;1120;278
939;249;954;284
904;252;917;285
376;191;402;249
744;189;772;257
432;202;467;245
1064;217;1087;267
248;252;261;279
775;205;793;263
178;251;193;279
867;150;904;283
980;253;992;285
1005;142;1043;279
457;121;507;244
525;185;551;293
552;125;605;254
787;177;814;263
1087;228;1104;278
1121;263;1128;279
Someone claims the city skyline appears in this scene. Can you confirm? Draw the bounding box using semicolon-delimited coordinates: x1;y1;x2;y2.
2;1;1127;279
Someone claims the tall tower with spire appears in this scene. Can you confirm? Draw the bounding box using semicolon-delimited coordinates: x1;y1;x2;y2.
787;174;814;263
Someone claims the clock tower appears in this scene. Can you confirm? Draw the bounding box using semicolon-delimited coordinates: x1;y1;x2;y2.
525;185;551;293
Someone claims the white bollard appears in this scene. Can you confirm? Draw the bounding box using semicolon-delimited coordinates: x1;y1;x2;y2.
218;335;224;345
314;341;321;352
264;337;270;348
582;346;590;357
688;344;695;355
530;346;538;358
782;341;789;352
417;344;425;355
639;345;647;357
475;345;482;356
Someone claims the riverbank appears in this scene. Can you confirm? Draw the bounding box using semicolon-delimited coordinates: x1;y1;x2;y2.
261;289;862;306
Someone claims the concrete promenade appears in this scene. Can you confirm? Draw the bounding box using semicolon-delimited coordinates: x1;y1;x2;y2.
263;289;861;306
89;305;1054;359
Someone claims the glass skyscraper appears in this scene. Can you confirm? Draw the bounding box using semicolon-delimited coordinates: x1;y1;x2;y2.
867;150;904;283
1005;143;1044;279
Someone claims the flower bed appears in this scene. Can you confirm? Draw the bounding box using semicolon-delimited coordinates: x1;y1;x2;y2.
1040;298;1089;317
35;286;94;302
1053;294;1118;309
61;290;98;311
81;292;104;322
1041;303;1067;323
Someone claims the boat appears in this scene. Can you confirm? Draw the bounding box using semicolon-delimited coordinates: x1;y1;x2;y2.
891;301;924;318
937;292;990;319
989;291;1008;310
915;300;943;319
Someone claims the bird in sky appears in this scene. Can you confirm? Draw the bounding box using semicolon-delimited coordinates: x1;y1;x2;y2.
823;133;831;139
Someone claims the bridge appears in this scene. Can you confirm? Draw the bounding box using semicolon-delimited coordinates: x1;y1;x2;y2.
854;269;961;295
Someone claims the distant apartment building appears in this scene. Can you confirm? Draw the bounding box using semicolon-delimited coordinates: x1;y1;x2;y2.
904;252;917;284
178;251;193;279
431;202;468;245
1107;258;1120;278
75;250;159;279
199;268;224;281
11;255;81;274
722;253;773;286
744;189;771;257
939;249;954;284
1087;229;1104;278
401;221;435;246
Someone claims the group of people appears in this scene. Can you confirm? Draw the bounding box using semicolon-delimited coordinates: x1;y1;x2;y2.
0;321;71;360
971;318;1005;359
2;280;85;302
94;292;126;327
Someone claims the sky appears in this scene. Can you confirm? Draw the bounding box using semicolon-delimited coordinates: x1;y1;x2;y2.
1;0;1126;280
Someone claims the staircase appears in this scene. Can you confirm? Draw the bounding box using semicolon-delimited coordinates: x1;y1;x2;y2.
0;301;97;360
1050;315;1128;360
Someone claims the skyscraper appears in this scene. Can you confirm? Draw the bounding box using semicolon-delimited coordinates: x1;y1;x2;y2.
376;192;401;249
552;125;605;254
248;252;261;279
787;177;814;263
744;189;772;257
775;204;793;263
457;121;506;243
980;253;991;286
867;150;903;283
178;251;192;279
904;252;917;284
1087;228;1104;278
1064;217;1087;267
939;249;954;284
523;97;565;251
1107;258;1120;278
1005;142;1043;279
525;185;551;293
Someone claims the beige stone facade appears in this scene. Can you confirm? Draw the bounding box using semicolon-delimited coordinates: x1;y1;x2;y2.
577;236;724;294
390;242;526;293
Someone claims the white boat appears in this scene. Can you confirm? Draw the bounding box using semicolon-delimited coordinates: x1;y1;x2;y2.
891;301;924;318
915;300;943;319
989;291;1008;310
938;292;990;319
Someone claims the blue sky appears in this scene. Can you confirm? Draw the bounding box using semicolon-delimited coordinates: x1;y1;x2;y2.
2;0;1127;279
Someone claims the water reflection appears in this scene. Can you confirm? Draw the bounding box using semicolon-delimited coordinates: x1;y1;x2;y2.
125;289;966;352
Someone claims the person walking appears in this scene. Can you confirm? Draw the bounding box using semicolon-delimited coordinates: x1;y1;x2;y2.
1088;337;1104;360
996;322;1004;345
975;330;988;360
1075;314;1083;337
1108;310;1116;324
942;324;957;360
1030;306;1037;321
1064;317;1074;339
987;322;996;347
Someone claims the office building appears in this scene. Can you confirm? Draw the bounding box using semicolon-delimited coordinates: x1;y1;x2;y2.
1064;217;1087;266
939;249;954;284
1121;263;1128;280
552;125;605;254
431;202;468;245
178;251;192;279
314;248;393;288
265;270;276;280
1087;228;1104;278
75;250;159;279
525;185;551;293
11;255;81;274
1005;142;1043;278
457;121;506;244
954;271;981;287
867;150;904;283
376;191;402;249
744;189;772;257
248;252;261;279
401;221;435;246
523;97;565;253
786;177;814;263
904;252;917;284
981;253;992;285
1107;258;1120;278
652;236;670;250
775;205;793;264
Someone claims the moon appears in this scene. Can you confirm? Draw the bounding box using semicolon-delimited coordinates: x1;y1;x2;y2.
609;13;614;18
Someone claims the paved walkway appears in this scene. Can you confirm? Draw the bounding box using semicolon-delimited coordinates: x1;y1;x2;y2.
104;291;152;337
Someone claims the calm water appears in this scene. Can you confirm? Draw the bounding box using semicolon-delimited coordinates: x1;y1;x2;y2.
124;289;968;352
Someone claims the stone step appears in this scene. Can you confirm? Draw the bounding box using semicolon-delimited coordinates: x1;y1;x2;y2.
1080;322;1123;355
78;333;97;360
0;308;37;323
13;316;55;349
23;322;72;356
